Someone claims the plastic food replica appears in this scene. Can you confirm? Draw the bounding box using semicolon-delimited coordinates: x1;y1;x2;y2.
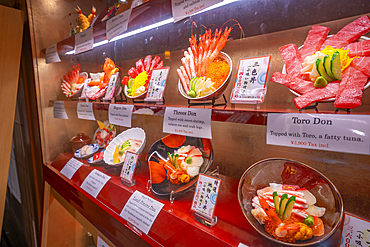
86;58;119;100
121;55;164;98
177;26;232;98
252;183;325;243
271;15;370;109
61;64;87;98
72;6;96;35
112;139;142;164
93;120;116;148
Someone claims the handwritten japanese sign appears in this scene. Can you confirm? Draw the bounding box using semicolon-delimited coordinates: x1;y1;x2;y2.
120;151;138;183
267;113;370;155
340;212;370;247
145;67;169;102
103;73;118;100
120;190;164;234
191;174;221;219
230;55;271;104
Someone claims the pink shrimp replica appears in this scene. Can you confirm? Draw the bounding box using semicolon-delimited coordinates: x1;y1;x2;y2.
61;64;86;98
178;20;242;98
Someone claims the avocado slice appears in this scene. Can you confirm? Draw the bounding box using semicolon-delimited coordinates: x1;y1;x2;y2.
323;55;336;80
273;191;280;215
279;194;288;217
316;58;333;82
331;51;342;80
283;196;296;220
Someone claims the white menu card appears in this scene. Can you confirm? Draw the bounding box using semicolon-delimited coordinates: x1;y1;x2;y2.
106;9;132;41
60;158;83;179
108;104;134;127
120;190;164;235
340;212;370;247
75;27;94;54
145;67;169;102
171;0;222;23
45;43;61;64
53;101;68;119
191;174;221;219
77;102;96;120
163;107;212;139
267;113;370;155
80;169;111;198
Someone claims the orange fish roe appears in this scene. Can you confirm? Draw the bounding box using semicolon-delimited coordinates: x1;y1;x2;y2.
205;58;230;89
264;215;301;243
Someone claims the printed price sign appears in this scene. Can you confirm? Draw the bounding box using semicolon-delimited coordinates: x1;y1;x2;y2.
80;169;111;198
120;151;139;184
77;102;95;120
108;104;134;127
106;9;132;41
145;67;169;102
340;212;370;247
97;236;110;247
45;43;61;64
230;55;272;104
171;0;222;23
191;174;221;219
103;73;118;100
53;101;68;119
163;107;212;139
267;113;370;155
120;190;164;234
60;158;83;179
75;27;93;54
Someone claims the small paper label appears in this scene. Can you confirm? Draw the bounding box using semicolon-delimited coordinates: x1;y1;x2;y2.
97;236;110;247
60;158;83;179
120;191;164;235
163;107;212;139
77;102;96;120
75;28;94;54
145;67;169;102
267;113;370;155
106;9;132;41
80;169;111;198
45;44;61;64
53;101;68;119
191;174;221;219
108;104;134;127
171;0;222;23
120;151;139;183
230;55;272;104
103;73;118;100
340;212;370;247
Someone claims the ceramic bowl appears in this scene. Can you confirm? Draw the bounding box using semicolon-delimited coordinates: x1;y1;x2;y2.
238;158;343;246
103;128;146;166
178;51;232;101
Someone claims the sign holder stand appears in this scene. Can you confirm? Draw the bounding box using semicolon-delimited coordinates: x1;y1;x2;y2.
187;94;227;107
121;177;136;187
192;211;217;228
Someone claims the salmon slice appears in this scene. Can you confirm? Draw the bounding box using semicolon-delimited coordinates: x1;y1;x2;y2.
279;44;304;79
294;83;340;109
346;40;370;56
300;25;330;59
334;66;369;109
270;72;316;95
351;56;370;77
321;15;370;49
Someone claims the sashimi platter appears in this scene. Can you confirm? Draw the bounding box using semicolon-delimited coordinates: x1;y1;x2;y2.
271;15;370;109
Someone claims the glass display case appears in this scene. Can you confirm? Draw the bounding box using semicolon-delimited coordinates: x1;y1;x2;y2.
26;0;370;246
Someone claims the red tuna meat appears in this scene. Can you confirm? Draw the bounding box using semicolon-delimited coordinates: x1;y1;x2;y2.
351;56;370;77
279;44;304;79
294;82;339;109
270;72;315;94
321;15;370;49
334;67;369;109
346;40;370;56
300;25;330;59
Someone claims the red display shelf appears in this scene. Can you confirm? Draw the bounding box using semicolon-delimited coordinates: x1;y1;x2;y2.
44;153;342;247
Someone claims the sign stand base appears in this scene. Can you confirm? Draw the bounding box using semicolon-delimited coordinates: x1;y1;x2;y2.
187;94;227;107
121;178;136;187
193;212;217;228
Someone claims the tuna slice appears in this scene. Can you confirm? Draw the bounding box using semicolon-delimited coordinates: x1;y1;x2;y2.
279;43;304;79
351;56;370;77
334;67;369;109
270;72;316;95
321;15;370;49
294;82;340;109
346;40;370;56
300;25;330;59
